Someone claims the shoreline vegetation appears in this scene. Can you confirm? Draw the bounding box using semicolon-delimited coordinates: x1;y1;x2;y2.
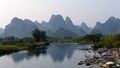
49;34;120;68
0;29;49;56
54;34;120;49
1;29;120;68
1;33;120;55
0;42;49;56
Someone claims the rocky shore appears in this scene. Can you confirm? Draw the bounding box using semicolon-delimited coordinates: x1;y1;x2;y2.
78;48;120;68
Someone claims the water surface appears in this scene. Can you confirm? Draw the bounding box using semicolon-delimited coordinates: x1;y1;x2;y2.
0;43;98;68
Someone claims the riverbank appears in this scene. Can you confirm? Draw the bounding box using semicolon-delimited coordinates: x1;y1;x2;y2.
0;43;95;68
0;42;49;56
78;48;120;68
48;37;92;44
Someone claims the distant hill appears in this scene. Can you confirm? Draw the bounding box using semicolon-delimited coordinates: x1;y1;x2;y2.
4;17;37;38
47;15;66;32
79;22;92;34
0;27;4;34
2;15;88;38
53;28;79;38
35;14;87;38
91;16;120;35
0;27;4;37
3;15;120;38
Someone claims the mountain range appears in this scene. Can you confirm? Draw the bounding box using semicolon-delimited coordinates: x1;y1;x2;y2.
4;17;36;38
0;15;120;38
91;16;120;35
1;15;91;38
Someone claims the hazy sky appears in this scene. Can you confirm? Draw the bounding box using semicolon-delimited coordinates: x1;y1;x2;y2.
0;0;120;28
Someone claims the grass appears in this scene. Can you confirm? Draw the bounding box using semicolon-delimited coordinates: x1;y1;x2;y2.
0;44;28;50
0;42;48;56
48;37;92;44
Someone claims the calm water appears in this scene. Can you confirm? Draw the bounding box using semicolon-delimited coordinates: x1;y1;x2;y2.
0;43;99;68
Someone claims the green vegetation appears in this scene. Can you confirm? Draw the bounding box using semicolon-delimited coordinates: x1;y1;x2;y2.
0;29;49;56
83;34;103;49
1;28;120;56
101;35;120;48
49;33;120;49
83;34;120;49
48;37;90;44
32;29;47;42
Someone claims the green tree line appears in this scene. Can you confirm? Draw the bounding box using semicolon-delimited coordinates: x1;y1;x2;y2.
84;34;120;49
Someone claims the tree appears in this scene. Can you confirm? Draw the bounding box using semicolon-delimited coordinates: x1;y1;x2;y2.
4;36;16;41
84;34;103;48
32;29;46;42
0;38;3;42
102;35;118;48
84;34;102;43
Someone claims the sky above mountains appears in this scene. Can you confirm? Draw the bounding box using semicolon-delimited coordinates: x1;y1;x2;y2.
0;0;120;28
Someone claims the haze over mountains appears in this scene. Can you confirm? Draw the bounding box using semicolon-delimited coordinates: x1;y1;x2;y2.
0;15;120;38
0;28;4;37
4;17;36;38
0;28;4;34
91;16;120;35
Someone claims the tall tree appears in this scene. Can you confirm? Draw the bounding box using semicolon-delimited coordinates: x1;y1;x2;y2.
84;34;103;48
32;29;46;42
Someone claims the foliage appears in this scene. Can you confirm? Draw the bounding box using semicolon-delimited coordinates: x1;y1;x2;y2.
0;29;49;56
0;41;48;56
4;36;17;41
84;34;102;43
102;35;116;48
101;35;120;48
22;37;34;43
0;38;3;42
32;29;47;42
48;37;86;44
1;36;19;45
84;34;103;49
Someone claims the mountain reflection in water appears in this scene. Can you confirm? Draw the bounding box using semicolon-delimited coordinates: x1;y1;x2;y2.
0;43;94;68
11;43;77;63
47;43;76;62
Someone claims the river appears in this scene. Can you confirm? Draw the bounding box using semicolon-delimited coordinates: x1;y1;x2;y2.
0;43;100;68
